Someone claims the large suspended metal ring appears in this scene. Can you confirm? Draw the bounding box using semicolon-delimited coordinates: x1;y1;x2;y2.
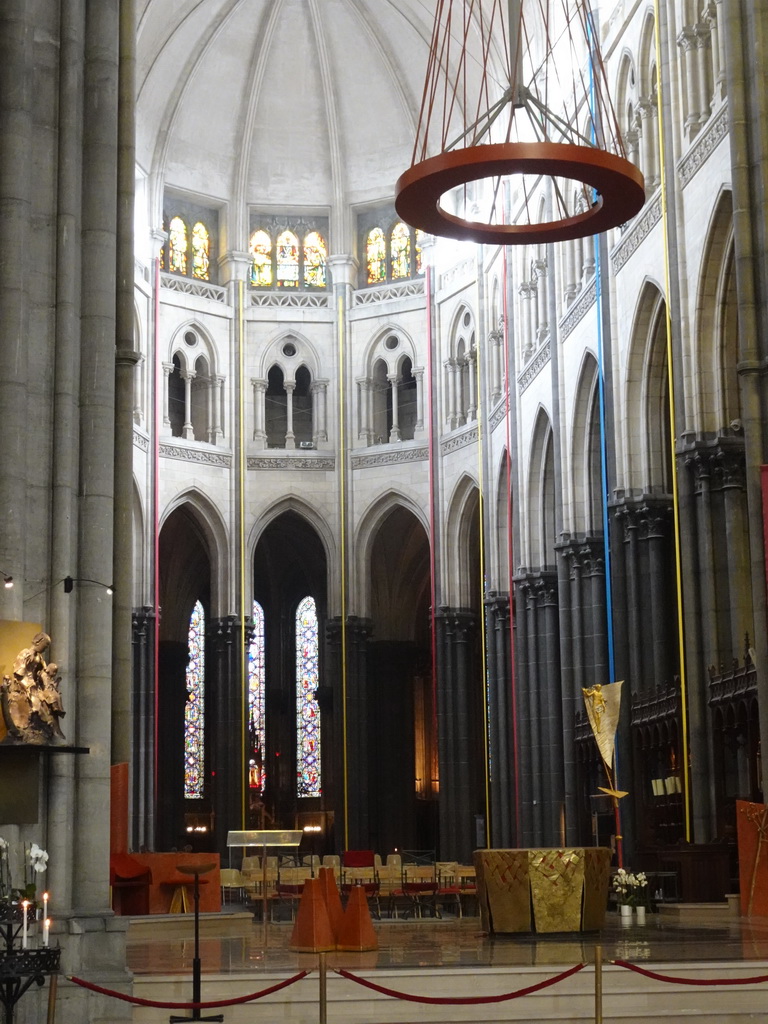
395;141;646;246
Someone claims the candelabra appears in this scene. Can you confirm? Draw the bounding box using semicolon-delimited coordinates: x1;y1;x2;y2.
0;900;60;1024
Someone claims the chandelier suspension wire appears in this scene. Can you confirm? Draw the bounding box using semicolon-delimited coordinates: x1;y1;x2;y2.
397;0;644;246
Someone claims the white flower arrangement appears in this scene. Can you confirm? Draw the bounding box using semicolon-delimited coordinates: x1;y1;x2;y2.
0;837;48;903
612;867;648;907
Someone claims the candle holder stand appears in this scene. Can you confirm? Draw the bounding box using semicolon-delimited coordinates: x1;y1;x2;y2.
0;901;60;1024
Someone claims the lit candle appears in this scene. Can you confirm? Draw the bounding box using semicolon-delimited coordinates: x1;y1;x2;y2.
22;900;29;949
42;918;50;947
43;892;49;921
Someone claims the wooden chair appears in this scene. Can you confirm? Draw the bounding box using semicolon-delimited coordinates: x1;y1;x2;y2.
341;850;381;918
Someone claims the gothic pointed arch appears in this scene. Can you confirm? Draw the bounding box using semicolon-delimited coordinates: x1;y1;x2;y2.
694;188;737;433
570;351;601;536
355;490;429;617
527;407;556;569
444;473;481;609
161;488;229;617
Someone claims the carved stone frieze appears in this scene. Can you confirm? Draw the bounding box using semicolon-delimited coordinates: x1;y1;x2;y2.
161;443;232;467
678;104;728;187
133;430;150;452
610;195;663;273
247;455;335;471
517;340;551;394
351;446;428;469
559;281;596;339
440;426;478;455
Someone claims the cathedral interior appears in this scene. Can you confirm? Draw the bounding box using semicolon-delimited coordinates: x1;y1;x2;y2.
2;0;768;1019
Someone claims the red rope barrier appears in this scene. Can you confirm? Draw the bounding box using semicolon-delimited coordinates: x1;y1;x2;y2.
334;963;586;1004
612;961;768;986
67;969;310;1009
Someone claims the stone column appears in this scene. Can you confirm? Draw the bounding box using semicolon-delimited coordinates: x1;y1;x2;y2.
694;20;712;124
315;380;329;442
718;450;751;649
73;0;120;914
181;368;195;439
625;127;640;170
284;380;296;448
466;349;477;422
251;377;266;446
162;361;173;428
131;607;156;850
710;0;727;101
519;282;534;360
210;375;223;443
488;330;502;402
413;367;425;430
677;28;700;135
534;258;549;346
445;359;457;429
638;98;659;188
208;616;244;861
387;372;401;441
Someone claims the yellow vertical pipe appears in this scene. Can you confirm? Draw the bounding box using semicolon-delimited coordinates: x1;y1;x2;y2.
338;294;349;849
475;327;491;842
653;0;691;841
239;279;248;829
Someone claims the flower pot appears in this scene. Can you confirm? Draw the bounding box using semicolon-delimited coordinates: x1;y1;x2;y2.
635;906;646;925
620;903;632;921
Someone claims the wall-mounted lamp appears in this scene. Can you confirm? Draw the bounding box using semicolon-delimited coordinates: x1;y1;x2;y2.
63;576;114;595
1;571;13;589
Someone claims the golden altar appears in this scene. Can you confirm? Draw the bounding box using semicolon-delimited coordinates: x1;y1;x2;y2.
473;847;611;933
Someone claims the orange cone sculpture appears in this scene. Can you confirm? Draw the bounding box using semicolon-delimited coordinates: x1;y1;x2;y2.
336;884;379;952
289;877;336;952
318;867;344;942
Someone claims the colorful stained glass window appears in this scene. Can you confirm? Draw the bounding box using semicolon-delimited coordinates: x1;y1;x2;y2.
296;596;321;797
169;215;188;275
390;221;411;279
303;231;327;288
192;221;210;280
366;228;386;284
248;601;267;794
250;229;273;287
415;229;425;275
276;229;299;288
184;600;205;799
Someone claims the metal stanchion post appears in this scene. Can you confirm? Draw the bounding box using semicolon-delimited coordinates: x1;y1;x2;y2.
594;944;603;1024
319;952;327;1024
46;974;58;1024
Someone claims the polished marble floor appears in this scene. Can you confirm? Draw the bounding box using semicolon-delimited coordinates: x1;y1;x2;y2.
125;905;768;977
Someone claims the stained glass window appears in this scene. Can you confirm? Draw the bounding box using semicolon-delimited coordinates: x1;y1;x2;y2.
250;229;273;287
191;221;210;280
303;231;327;288
390;221;411;279
184;600;205;799
276;229;299;288
169;215;188;275
366;228;386;284
296;596;321;797
248;601;267;794
415;229;425;275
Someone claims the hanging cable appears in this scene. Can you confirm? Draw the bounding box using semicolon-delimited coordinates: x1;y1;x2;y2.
338;294;349;849
239;280;248;828
653;0;691;841
475;297;492;844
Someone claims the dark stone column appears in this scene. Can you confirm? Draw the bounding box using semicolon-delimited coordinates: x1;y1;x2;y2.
435;608;478;862
513;578;534;844
639;506;673;690
717;449;752;645
537;577;562;844
131;607;156;851
556;539;578;844
485;592;514;846
208;616;244;861
324;616;372;851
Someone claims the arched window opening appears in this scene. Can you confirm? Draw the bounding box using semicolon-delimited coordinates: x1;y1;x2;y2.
250;229;273;287
587;392;602;533
276;229;299;288
303;231;327;287
371;358;390;443
265;365;288;448
366;228;387;284
169;354;185;437
296;596;321;797
390;221;411;279
293;365;313;445
169;216;188;275
248;601;266;794
542;434;556;567
191;221;210;280
184;600;205;799
191;355;209;441
398;357;417;441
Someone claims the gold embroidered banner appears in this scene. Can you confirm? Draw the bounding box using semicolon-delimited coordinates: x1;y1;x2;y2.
582;680;623;769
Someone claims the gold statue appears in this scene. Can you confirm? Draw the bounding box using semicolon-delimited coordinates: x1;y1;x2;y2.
0;632;66;744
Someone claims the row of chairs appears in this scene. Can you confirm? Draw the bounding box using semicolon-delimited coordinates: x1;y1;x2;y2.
221;852;477;920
